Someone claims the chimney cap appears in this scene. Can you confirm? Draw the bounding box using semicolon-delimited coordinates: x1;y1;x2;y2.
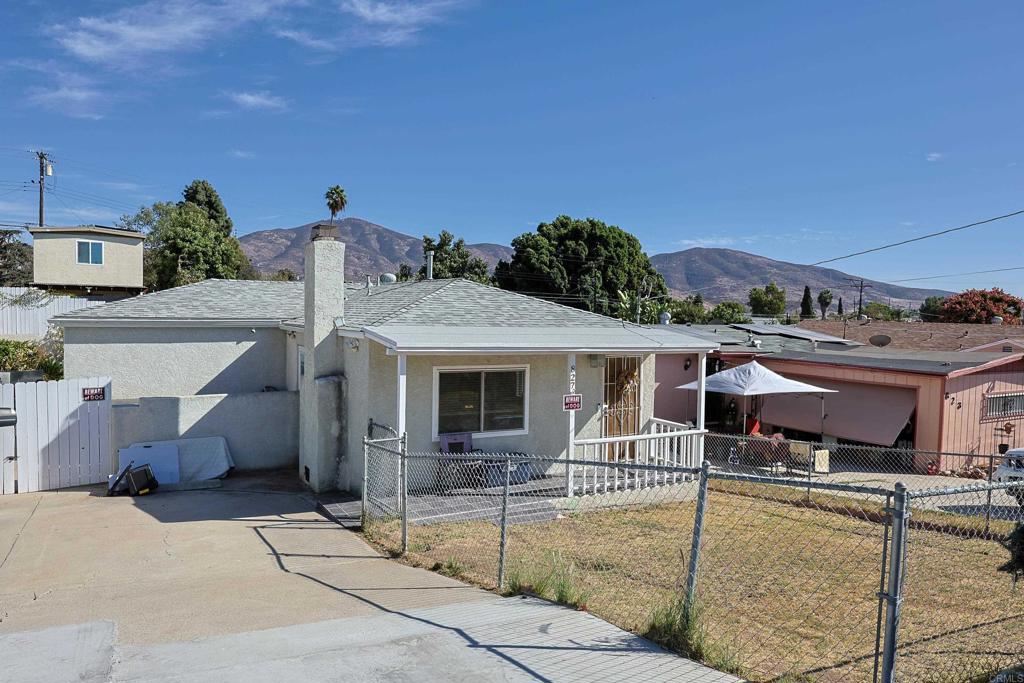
310;222;339;241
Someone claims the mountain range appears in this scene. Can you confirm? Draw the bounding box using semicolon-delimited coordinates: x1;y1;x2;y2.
239;218;512;279
239;218;950;308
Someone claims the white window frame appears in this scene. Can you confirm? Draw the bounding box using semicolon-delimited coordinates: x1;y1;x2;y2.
76;240;104;265
431;364;530;441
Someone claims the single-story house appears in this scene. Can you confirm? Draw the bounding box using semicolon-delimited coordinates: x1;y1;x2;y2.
651;322;1024;469
54;229;715;492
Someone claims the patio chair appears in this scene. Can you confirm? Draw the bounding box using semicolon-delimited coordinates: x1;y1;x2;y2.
439;433;485;491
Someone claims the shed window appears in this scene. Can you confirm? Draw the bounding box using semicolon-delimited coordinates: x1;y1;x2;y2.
435;367;527;438
77;240;103;265
985;392;1024;419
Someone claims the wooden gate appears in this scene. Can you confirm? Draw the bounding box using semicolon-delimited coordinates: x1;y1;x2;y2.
0;377;112;494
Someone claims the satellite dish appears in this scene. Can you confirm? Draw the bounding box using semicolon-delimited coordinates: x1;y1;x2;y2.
869;334;892;348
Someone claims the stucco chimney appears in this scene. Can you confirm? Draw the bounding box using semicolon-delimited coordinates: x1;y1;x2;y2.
299;231;346;492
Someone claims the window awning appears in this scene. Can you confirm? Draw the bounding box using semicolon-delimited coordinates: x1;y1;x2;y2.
760;377;916;446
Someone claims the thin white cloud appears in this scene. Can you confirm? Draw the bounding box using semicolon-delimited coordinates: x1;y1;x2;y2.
926;152;945;162
224;90;288;111
676;236;739;248
50;0;293;69
10;59;108;119
278;0;470;52
228;148;256;159
95;181;145;192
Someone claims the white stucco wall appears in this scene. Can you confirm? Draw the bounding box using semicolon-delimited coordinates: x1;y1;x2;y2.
32;231;143;289
64;325;288;399
111;391;299;472
340;346;658;494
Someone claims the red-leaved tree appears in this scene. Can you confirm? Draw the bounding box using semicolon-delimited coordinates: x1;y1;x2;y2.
940;288;1023;325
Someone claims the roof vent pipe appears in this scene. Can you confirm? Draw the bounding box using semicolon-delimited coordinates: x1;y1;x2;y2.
658;311;671;325
365;274;372;291
426;250;434;280
991;316;1004;325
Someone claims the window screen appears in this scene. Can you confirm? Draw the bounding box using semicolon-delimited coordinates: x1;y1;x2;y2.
437;368;526;435
437;371;482;434
77;241;90;264
483;370;525;431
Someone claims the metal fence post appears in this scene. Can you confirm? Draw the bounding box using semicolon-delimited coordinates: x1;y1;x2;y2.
684;459;711;618
880;482;910;683
400;433;408;555
361;436;370;529
497;452;511;590
984;453;995;535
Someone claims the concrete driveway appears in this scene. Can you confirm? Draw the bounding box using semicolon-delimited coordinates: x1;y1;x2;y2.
0;472;736;683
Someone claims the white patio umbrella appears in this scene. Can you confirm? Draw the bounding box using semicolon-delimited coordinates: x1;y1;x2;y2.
677;360;836;438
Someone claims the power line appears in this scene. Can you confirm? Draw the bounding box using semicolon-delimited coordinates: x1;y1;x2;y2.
891;266;1024;283
810;209;1024;266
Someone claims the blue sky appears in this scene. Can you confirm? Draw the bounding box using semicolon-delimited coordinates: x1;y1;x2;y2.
1;1;1022;294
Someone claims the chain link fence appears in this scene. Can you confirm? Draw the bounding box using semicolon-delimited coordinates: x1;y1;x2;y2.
362;435;1024;682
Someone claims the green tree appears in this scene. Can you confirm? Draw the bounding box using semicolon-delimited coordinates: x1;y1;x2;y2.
919;295;946;321
182;179;233;235
494;215;666;318
799;285;814;319
939;288;1022;324
864;301;904;321
130;202;249;290
397;263;415;281
708;301;750;324
817;289;833;320
0;230;33;286
325;185;347;226
265;268;298;281
666;295;708;324
837;297;845;317
419;230;490;283
616;290;665;324
748;282;786;316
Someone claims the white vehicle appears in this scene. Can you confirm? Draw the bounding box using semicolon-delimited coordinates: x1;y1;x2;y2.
995;448;1024;507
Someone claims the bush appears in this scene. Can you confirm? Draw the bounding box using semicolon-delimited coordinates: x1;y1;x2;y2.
0;337;63;380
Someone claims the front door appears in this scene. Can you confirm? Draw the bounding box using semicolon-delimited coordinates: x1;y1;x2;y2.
603;356;641;459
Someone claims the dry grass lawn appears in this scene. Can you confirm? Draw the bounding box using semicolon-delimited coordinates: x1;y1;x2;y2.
365;484;1023;682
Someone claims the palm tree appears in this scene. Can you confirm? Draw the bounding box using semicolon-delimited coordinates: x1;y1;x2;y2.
817;288;833;320
325;185;347;226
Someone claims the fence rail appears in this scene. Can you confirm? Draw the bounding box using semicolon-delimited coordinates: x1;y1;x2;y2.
363;436;1024;683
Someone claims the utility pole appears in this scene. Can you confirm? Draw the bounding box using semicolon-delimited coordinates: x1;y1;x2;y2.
35;151;52;227
845;277;872;318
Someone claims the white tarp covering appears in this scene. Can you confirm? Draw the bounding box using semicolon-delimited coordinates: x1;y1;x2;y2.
677;360;837;396
118;445;180;484
128;436;234;482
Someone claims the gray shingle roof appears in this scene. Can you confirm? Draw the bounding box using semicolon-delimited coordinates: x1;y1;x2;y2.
55;279;305;322
55;278;655;329
54;277;717;351
769;349;1024;375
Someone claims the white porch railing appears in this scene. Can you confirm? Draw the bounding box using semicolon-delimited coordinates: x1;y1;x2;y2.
569;420;705;495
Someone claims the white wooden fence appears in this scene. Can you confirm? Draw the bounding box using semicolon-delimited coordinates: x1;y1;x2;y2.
0;287;102;339
0;377;112;494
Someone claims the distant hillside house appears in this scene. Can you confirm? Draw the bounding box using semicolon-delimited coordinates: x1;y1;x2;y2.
29;225;144;297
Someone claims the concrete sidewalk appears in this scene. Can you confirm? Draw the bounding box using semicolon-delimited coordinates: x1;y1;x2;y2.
0;473;736;682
